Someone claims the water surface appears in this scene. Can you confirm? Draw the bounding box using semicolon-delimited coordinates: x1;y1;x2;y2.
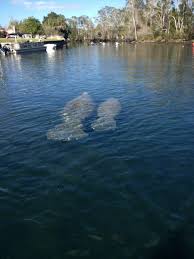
0;43;194;258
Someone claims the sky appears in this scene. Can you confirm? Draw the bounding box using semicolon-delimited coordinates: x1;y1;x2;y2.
0;0;126;26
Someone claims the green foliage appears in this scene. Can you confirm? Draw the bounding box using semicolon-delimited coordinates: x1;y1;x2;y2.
66;16;94;41
42;12;70;37
96;6;127;40
20;17;43;36
0;31;6;38
5;1;193;41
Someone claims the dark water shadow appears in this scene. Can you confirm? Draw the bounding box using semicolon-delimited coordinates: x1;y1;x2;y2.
148;228;194;259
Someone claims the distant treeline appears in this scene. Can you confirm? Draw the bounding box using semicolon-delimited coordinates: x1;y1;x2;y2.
2;0;193;41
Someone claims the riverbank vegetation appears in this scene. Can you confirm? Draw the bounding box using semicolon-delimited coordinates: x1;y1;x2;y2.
1;0;193;42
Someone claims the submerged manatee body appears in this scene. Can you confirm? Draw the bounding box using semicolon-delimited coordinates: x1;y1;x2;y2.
63;92;94;121
47;120;88;141
91;117;117;132
47;92;94;142
97;98;121;118
92;98;121;132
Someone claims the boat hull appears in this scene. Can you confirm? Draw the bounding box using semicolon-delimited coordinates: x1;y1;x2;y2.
13;42;46;54
15;47;46;53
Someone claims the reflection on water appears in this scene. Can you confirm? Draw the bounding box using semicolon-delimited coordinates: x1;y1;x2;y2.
0;43;193;259
46;50;56;60
0;58;6;87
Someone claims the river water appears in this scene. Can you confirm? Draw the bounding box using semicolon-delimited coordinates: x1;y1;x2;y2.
0;43;193;259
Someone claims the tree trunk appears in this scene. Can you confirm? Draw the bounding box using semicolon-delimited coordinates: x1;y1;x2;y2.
132;13;138;40
132;0;138;40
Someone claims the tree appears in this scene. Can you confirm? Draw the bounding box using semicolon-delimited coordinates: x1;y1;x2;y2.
0;25;6;38
96;6;126;40
2;1;192;42
178;0;192;38
20;17;43;36
126;0;145;40
77;16;94;40
66;16;94;41
67;17;79;41
42;12;69;37
126;0;138;40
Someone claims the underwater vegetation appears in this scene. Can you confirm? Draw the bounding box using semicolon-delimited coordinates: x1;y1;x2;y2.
47;93;121;142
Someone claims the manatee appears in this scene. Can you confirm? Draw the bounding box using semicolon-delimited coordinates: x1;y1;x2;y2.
91;98;121;132
97;98;121;118
47;121;88;142
91;117;116;131
63;92;94;121
47;92;94;142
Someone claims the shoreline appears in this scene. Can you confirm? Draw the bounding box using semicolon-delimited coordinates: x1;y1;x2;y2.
0;38;193;45
137;39;193;44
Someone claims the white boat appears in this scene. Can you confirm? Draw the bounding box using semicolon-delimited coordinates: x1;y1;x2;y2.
44;43;57;52
13;42;46;54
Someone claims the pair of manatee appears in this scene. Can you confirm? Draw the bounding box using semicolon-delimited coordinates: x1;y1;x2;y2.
47;92;121;142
